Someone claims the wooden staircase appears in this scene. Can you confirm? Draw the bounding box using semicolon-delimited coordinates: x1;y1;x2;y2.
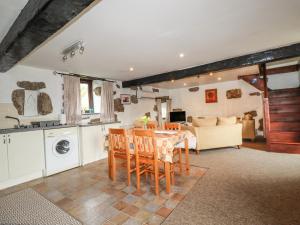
268;88;300;153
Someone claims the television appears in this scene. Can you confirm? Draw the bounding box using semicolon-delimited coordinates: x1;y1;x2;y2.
170;111;186;122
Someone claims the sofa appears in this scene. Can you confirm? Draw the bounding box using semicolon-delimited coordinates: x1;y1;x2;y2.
183;116;242;153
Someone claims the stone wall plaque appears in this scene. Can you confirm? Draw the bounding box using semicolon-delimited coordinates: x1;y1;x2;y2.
17;81;46;90
12;89;25;115
131;95;138;104
188;87;199;92
37;92;53;115
244;110;257;118
249;92;261;96
114;98;124;112
226;89;242;99
94;87;101;96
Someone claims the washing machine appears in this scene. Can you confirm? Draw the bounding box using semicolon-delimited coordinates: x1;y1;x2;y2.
44;127;80;176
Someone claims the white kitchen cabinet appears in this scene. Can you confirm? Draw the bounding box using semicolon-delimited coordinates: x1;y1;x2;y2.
79;123;120;165
0;130;44;190
0;134;9;182
7;130;44;179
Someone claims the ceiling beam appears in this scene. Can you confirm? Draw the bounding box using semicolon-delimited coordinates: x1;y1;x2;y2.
0;0;97;72
122;43;300;88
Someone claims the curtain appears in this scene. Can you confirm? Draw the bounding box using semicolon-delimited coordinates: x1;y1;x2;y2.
63;76;81;124
166;99;172;122
101;81;115;122
156;99;162;128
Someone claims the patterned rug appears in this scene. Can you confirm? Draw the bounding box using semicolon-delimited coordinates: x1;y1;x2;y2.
0;189;82;225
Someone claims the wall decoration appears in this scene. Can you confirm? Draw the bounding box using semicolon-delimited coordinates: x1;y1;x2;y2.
131;95;138;104
114;98;124;112
173;108;183;112
244;110;257;118
188;87;199;92
249;92;261;96
38;93;53;115
226;89;242;99
205;89;218;103
11;89;25;115
120;94;131;104
17;81;46;90
93;87;101;96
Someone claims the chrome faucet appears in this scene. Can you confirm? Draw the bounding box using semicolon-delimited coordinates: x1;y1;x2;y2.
5;116;21;128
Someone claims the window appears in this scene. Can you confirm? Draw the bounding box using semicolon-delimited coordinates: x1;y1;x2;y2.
80;79;101;114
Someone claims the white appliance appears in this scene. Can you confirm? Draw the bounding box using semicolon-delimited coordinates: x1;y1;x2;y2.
44;127;80;176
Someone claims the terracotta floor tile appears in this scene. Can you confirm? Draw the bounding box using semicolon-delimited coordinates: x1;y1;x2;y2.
0;158;206;225
109;213;129;225
122;204;139;216
155;207;172;218
114;201;130;211
171;193;185;201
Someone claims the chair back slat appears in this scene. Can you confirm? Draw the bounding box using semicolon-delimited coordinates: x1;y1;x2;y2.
147;122;157;130
164;122;181;131
133;129;156;158
109;128;128;154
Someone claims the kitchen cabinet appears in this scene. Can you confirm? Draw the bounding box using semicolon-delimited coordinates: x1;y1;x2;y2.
0;130;44;189
0;135;9;182
79;123;120;165
7;131;44;179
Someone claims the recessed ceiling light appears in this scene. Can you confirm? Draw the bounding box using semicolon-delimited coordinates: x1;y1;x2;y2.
209;72;213;76
184;83;187;86
179;53;185;58
129;67;134;72
217;77;222;81
171;79;175;83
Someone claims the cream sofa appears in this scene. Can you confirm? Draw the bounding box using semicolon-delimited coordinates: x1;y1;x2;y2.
185;116;242;153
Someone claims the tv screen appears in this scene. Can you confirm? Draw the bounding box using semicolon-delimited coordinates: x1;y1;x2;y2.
170;111;186;122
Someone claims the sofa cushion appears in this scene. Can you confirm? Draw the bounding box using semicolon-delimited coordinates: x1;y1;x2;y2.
217;116;237;125
192;117;217;127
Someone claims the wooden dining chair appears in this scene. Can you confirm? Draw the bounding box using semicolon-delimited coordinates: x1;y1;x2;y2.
164;122;183;176
147;121;157;130
108;128;135;185
164;122;181;131
133;129;165;195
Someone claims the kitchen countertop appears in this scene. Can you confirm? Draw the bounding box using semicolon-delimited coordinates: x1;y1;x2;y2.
0;121;121;134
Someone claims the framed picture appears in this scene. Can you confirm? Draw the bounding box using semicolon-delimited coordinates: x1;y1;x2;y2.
120;94;131;105
205;89;218;103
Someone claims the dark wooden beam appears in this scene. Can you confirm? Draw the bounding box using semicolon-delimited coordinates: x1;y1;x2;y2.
122;43;300;88
0;0;98;72
267;64;299;75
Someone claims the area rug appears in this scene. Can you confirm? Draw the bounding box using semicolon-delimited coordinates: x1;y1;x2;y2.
0;189;82;225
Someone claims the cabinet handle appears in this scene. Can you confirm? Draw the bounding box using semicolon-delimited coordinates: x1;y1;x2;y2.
8;138;11;144
3;138;5;144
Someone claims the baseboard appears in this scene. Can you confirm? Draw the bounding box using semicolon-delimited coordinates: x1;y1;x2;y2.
0;171;43;190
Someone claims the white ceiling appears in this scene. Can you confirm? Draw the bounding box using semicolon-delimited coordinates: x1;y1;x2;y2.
0;0;28;42
20;0;300;81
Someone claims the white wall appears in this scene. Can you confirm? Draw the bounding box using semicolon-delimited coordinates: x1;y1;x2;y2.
115;83;169;127
268;71;300;90
0;65;63;128
169;80;263;128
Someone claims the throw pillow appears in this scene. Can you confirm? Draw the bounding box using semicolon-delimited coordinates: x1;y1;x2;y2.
217;116;237;125
192;117;217;127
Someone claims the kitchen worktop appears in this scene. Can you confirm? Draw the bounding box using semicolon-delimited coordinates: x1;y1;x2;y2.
0;121;121;134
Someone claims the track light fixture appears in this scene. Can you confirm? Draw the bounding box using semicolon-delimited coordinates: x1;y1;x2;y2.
61;41;85;62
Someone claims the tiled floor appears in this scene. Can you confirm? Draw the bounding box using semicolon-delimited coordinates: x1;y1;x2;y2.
0;157;207;225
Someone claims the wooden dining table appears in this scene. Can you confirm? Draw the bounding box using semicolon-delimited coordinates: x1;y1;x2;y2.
123;129;193;193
